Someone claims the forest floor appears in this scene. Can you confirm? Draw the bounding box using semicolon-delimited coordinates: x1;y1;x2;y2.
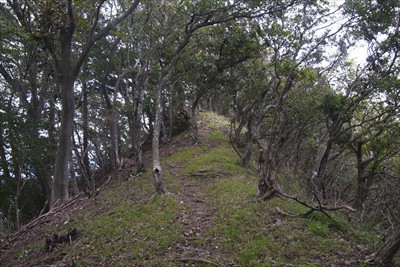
0;112;382;266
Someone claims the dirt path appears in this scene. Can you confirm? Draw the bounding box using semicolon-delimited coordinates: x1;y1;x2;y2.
164;131;230;266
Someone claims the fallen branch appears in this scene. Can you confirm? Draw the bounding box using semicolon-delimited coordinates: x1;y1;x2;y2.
274;189;356;219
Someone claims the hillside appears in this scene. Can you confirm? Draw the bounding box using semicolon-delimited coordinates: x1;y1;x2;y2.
1;112;373;266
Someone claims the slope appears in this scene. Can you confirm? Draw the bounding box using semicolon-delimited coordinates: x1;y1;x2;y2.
1;112;370;266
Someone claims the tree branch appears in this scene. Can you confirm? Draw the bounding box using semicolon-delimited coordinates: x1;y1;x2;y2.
73;0;141;78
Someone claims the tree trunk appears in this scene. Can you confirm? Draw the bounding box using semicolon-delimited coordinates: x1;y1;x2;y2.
191;92;204;144
354;172;373;210
240;118;253;168
374;227;400;266
50;0;141;207
111;110;120;170
257;143;278;200
310;141;332;199
133;64;147;173
51;26;75;208
191;102;199;143
152;83;166;194
352;141;376;210
101;39;121;171
103;93;120;171
168;93;173;140
69;149;80;196
82;72;90;178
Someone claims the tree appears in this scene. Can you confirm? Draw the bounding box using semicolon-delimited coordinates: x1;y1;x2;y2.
142;0;267;193
373;226;400;266
32;0;141;207
251;1;350;199
0;1;57;214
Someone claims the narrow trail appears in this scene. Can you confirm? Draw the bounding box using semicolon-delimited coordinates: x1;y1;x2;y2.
164;125;230;266
164;165;223;265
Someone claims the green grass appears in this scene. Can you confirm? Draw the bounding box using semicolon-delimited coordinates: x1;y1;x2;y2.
202;171;358;266
167;145;209;163
209;130;229;142
6;172;185;267
185;145;243;178
5;111;368;267
65;190;183;266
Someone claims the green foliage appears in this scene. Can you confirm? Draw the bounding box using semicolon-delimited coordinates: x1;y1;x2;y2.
320;93;350;122
345;0;399;40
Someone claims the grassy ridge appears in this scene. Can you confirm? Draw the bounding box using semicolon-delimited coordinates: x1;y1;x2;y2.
6;112;373;266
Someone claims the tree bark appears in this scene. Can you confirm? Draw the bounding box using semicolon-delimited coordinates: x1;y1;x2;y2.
257;143;278;200
82;78;90;178
240;117;253;168
68;150;80;196
152;82;166;194
101;61;120;171
374;227;400;266
350;141;376;210
51;21;76;208
133;64;147;173
191;92;203;144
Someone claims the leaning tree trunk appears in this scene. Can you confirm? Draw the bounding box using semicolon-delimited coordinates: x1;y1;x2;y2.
103;92;120;171
152;83;166;194
374;227;400;266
